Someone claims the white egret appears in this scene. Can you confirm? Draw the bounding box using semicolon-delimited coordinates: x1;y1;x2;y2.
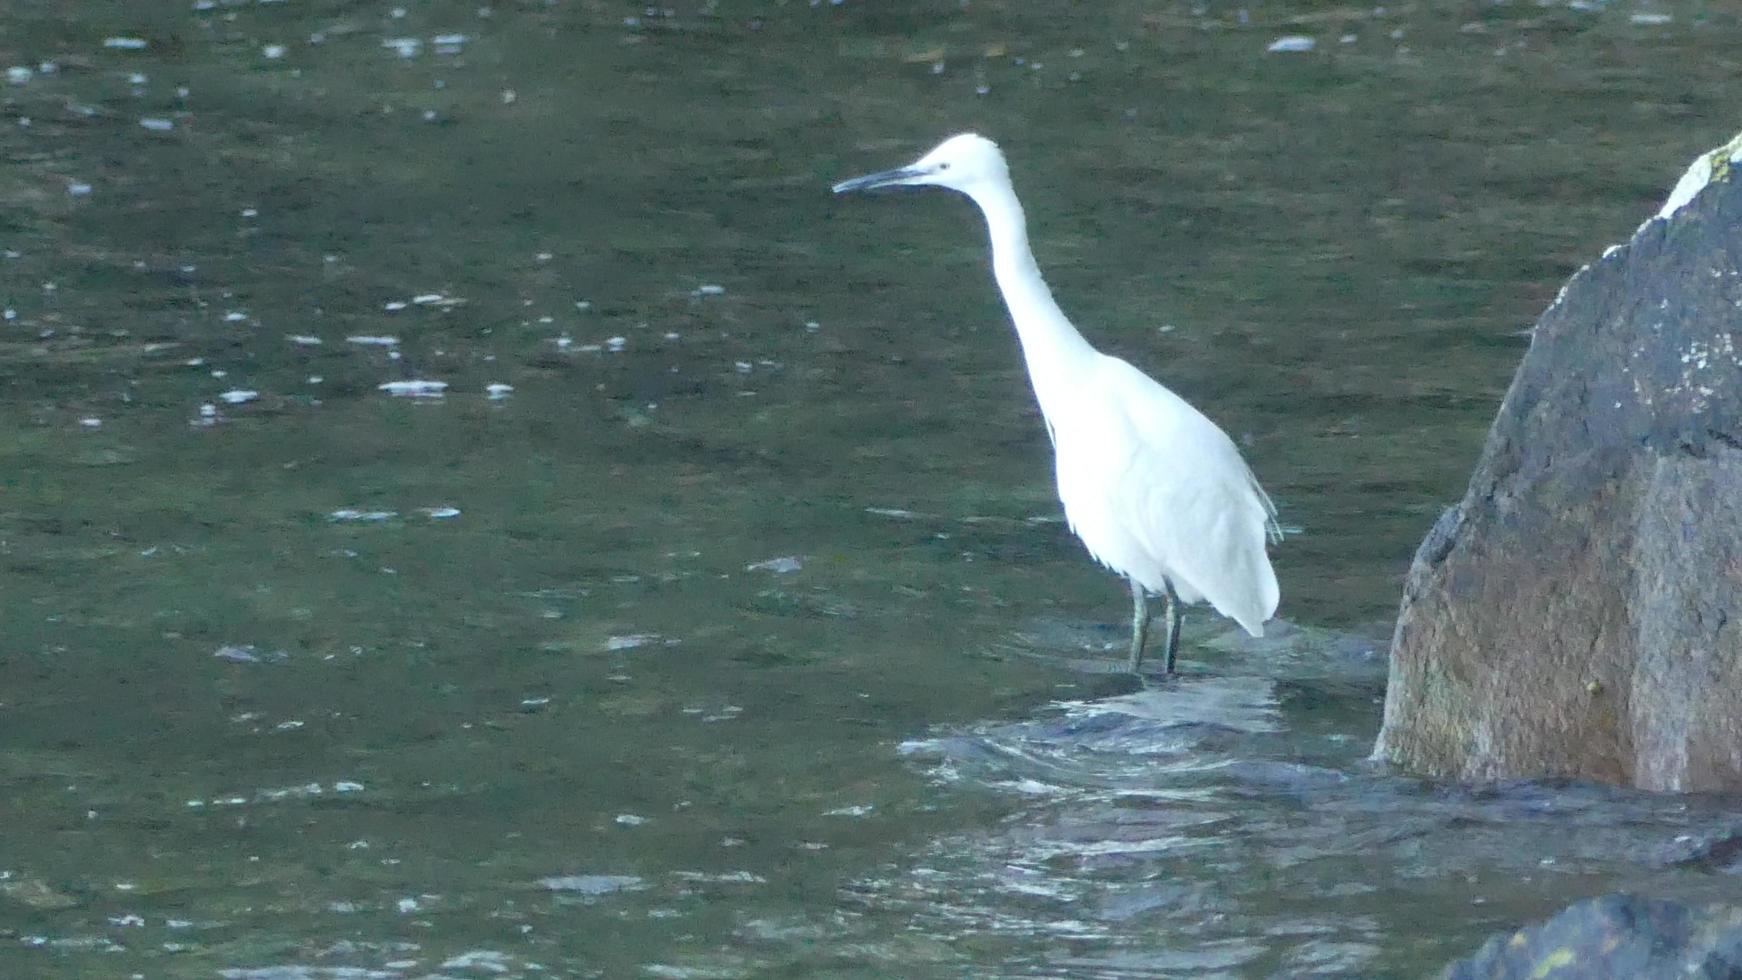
832;134;1281;675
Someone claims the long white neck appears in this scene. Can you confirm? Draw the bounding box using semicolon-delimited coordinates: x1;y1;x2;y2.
967;181;1098;418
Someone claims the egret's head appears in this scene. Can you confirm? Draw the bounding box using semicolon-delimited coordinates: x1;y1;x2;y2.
832;133;1009;198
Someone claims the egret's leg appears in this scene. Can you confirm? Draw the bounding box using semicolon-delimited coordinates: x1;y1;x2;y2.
1162;582;1183;675
1127;577;1149;674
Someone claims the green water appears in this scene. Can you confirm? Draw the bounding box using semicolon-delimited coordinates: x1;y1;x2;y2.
2;0;1740;976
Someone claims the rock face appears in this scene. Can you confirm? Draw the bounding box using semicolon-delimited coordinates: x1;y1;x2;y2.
1373;133;1742;791
1439;894;1742;980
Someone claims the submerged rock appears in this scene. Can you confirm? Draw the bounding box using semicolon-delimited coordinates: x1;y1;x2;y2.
1657;825;1742;873
0;876;79;910
1439;894;1742;979
1374;131;1742;791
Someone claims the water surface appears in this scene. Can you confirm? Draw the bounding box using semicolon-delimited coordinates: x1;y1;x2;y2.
3;0;1741;976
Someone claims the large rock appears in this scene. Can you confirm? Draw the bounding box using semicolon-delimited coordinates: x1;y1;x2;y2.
1372;132;1742;791
1439;894;1742;980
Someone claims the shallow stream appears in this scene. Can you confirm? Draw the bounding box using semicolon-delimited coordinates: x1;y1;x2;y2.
3;0;1741;976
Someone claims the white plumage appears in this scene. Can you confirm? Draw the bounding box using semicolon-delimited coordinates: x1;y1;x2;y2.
834;133;1281;674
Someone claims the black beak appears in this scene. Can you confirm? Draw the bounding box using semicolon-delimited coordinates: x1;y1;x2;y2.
831;166;925;195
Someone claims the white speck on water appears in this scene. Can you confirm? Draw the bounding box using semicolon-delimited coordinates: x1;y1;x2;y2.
824;804;875;817
260;781;326;802
5;66;31;85
575;300;592;311
745;555;803;574
486;382;514;399
734;361;752;373
218;389;259;405
240;207;258;218
1340;33;1357;43
539;874;646;895
419;506;461;519
262;44;287;59
103;37;149;50
274;719;304;731
411;293;445;305
694;283;726;296
441;952;513;973
2;309;14;321
334;781;365;793
673;870;767;885
605;633;660;652
109;914;145;928
432;32;469;45
128;72;147;86
396;897;420;914
1266;35;1316;53
804;320;820;332
535;252;553;262
615;814;649;827
606;336;626;352
287;335;321;346
139;117;175;132
79;417;102;428
223;311;248;323
199;403;217;419
347;335;399;346
1629;12;1672;25
378;379;448;397
383;300;408;311
330;508;398;522
383;37;421;57
865;507;916;519
501;88;516;104
214;644;267;663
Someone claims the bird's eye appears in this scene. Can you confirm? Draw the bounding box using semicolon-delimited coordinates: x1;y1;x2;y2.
938;162;952;171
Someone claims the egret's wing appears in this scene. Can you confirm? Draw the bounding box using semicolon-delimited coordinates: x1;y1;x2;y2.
1099;357;1280;634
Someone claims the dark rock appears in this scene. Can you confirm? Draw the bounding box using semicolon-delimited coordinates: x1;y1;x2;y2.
1373;133;1742;791
1440;894;1742;980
